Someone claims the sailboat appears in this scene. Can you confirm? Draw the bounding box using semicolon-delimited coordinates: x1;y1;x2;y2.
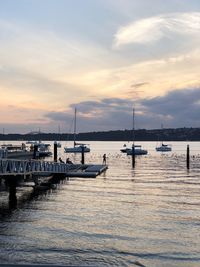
155;124;172;152
64;108;90;153
121;108;148;155
156;143;172;152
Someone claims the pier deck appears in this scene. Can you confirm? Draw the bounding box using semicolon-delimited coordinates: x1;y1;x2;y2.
0;159;108;179
67;164;108;178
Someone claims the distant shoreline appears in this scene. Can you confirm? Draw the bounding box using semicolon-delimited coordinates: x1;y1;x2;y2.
0;127;200;141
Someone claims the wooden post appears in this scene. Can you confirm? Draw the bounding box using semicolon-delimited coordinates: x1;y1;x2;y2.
132;144;135;168
54;141;58;162
187;144;190;169
81;146;85;164
33;145;38;159
8;180;17;209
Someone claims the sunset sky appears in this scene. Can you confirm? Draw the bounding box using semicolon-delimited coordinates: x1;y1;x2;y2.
0;0;200;133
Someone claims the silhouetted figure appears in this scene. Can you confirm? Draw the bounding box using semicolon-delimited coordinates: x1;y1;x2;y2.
103;154;106;165
59;157;64;163
66;158;73;164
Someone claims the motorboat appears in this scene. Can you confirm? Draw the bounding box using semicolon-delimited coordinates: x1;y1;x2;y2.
120;143;130;153
64;108;90;153
126;145;148;155
27;141;52;157
0;143;34;159
37;142;52;157
156;143;172;152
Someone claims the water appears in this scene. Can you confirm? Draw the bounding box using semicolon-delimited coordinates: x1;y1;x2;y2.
0;141;200;266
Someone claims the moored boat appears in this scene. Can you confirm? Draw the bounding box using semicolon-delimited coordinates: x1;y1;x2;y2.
64;108;90;153
64;142;90;153
27;141;52;157
120;143;130;153
0;143;34;159
156;143;172;152
156;124;172;152
120;107;148;156
126;145;148;155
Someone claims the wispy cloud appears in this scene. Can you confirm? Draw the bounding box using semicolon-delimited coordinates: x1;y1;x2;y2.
114;12;200;47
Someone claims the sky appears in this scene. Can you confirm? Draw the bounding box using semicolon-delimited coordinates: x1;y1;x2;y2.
0;0;200;133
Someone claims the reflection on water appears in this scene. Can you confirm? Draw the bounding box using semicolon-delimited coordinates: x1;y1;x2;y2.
0;141;200;267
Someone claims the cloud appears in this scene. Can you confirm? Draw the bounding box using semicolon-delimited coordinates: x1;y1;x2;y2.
0;65;89;110
131;82;149;88
114;12;200;47
140;88;200;127
0;21;110;110
1;6;200;134
45;98;135;132
1;87;200;133
45;88;200;132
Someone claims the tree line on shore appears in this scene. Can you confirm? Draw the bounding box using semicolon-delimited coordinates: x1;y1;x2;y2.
0;127;200;141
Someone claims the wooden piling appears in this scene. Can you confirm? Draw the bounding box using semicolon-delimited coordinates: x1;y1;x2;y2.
186;144;190;169
81;146;85;164
132;144;135;168
8;179;17;209
33;145;38;159
54;141;58;162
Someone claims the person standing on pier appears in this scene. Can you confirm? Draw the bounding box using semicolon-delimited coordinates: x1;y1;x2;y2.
103;154;107;165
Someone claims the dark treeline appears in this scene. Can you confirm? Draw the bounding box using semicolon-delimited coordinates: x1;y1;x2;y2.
0;127;200;141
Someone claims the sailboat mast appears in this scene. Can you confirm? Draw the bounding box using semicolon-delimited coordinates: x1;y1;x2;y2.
161;123;163;145
73;108;77;147
132;107;135;145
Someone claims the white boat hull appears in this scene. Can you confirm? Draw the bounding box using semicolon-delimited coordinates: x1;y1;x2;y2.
156;146;172;152
126;148;148;155
121;144;148;155
64;146;90;153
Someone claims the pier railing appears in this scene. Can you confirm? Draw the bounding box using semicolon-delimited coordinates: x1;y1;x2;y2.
0;159;80;176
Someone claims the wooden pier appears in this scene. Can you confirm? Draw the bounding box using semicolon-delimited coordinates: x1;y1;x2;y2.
66;164;108;178
0;159;108;179
0;159;108;208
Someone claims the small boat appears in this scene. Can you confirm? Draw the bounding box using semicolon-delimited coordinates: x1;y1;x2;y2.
37;142;52;157
121;107;148;155
0;143;34;159
64;108;90;153
64;142;90;153
155;124;172;152
120;143;130;153
27;141;52;157
156;143;172;152
126;145;148;155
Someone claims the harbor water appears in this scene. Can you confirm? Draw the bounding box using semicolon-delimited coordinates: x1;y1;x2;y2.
0;141;200;267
